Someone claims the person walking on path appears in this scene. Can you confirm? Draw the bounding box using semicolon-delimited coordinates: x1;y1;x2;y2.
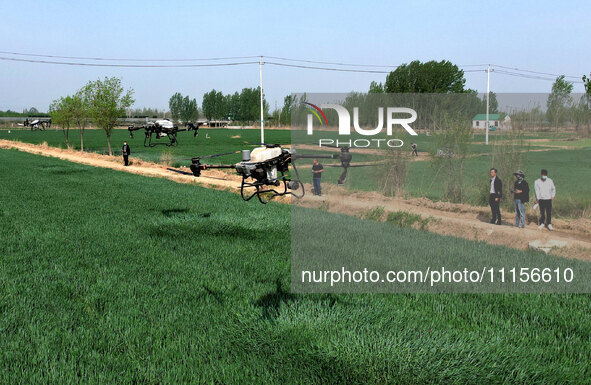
534;169;556;231
512;170;529;228
489;168;503;225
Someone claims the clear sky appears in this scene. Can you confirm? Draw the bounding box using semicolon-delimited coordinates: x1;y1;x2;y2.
0;0;589;112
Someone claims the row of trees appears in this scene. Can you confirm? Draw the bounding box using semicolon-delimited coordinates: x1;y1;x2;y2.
168;93;198;123
201;87;269;123
0;108;49;118
49;77;134;155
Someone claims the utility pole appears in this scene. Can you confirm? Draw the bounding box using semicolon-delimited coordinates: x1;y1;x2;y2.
485;64;490;145
259;56;264;143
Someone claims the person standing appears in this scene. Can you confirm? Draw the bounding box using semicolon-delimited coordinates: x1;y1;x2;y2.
122;141;131;166
312;159;324;196
489;168;503;225
534;169;556;230
411;143;418;156
512;170;529;228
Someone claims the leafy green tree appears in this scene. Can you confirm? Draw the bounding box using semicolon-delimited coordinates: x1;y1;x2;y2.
180;96;199;122
583;73;591;110
280;95;295;125
169;92;183;122
547;75;573;130
368;81;384;94
71;85;92;151
202;89;226;120
384;60;467;93
488;92;499;114
432;115;473;202
49;96;75;148
85;77;135;155
583;73;591;95
226;92;240;121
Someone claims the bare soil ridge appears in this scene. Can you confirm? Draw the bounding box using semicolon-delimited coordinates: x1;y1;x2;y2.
2;139;589;260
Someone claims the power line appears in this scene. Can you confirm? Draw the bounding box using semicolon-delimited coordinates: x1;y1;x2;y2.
0;56;260;68
0;51;585;84
493;69;584;84
264;55;402;68
0;51;489;69
491;64;581;80
0;50;261;62
265;61;486;74
264;61;391;73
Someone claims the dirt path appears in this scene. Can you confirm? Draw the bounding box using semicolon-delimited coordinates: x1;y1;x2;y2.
2;139;589;260
296;187;591;261
0;138;246;193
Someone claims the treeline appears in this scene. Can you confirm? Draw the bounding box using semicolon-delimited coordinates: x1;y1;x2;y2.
0;108;50;118
202;87;269;123
126;107;169;119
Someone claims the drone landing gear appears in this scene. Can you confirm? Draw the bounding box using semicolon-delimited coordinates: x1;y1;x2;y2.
239;170;304;204
144;132;178;147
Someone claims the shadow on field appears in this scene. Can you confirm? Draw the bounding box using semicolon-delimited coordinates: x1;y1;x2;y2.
161;208;190;217
254;278;347;321
148;221;262;241
477;212;493;223
38;165;89;175
255;279;297;320
197;285;225;304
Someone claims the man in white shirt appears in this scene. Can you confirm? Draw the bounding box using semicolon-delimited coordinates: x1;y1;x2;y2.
534;169;556;230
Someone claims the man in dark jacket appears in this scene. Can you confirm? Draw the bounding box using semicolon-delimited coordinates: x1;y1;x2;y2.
512;170;529;228
122;141;131;166
312;159;324;196
489;168;503;225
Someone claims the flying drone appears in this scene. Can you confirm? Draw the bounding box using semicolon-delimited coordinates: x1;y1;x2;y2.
168;143;374;204
18;118;52;131
127;119;202;147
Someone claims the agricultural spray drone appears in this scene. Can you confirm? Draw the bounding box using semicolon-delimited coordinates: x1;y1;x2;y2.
18;118;52;131
127;119;202;147
168;144;373;204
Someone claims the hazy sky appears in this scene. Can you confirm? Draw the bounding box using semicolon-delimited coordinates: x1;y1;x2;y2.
1;0;589;112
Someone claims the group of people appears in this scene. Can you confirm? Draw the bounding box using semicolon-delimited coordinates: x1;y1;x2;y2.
120;141;557;231
489;168;557;230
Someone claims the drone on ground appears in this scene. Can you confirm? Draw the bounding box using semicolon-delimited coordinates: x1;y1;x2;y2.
18;118;52;131
168;143;373;204
127;119;202;147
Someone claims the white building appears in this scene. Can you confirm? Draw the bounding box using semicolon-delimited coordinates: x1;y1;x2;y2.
472;114;511;130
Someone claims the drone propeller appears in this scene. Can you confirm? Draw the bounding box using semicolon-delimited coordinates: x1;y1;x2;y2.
317;144;350;149
194;151;240;161
197;151;237;159
245;142;283;148
167;167;229;180
325;164;379;168
325;162;380;185
176;151;240;162
167;167;193;176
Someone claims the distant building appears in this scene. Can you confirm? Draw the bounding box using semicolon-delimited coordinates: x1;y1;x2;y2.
472;114;511;130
